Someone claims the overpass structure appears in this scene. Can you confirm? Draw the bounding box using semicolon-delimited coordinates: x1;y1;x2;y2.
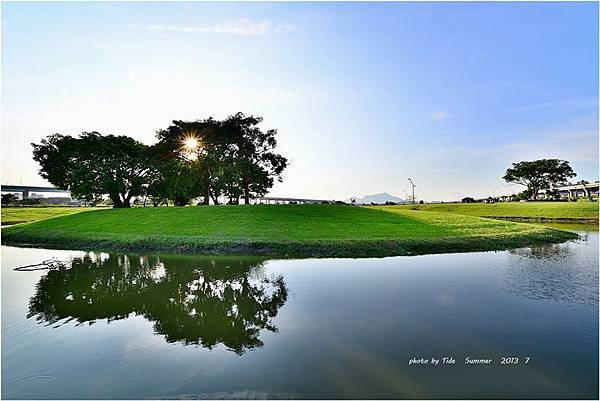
251;196;335;205
1;185;335;205
1;185;69;199
539;181;599;200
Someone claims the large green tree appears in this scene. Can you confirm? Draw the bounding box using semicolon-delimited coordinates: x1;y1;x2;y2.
222;113;289;204
146;158;205;206
155;114;288;205
147;141;207;206
31;115;287;208
503;159;576;200
32;132;157;208
155;119;224;205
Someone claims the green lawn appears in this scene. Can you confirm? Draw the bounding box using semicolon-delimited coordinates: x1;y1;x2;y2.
1;207;98;225
1;205;577;257
374;202;599;222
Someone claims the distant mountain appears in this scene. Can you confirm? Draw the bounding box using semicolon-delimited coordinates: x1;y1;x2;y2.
344;192;407;205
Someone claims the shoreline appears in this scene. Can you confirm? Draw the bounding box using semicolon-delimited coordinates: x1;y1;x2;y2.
1;229;579;258
479;216;599;224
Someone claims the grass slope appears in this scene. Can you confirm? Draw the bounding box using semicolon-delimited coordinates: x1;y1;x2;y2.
1;205;577;257
1;207;98;225
375;202;599;223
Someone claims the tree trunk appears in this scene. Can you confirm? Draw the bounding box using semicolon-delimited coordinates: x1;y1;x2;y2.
210;190;220;205
174;196;189;206
243;178;250;204
110;193;124;208
118;193;131;208
202;174;210;205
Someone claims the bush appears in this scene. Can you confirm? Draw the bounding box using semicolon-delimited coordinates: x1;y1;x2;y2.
1;193;18;205
19;198;42;205
511;189;533;201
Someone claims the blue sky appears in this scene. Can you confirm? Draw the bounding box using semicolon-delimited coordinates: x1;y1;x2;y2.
2;2;598;201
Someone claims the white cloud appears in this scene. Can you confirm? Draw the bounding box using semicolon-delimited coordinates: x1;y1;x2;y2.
140;19;296;36
431;110;451;121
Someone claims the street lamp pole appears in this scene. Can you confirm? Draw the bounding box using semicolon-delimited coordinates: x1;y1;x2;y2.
408;178;416;204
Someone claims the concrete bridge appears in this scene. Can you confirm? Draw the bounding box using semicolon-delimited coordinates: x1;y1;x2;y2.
1;185;335;205
539;181;599;201
1;185;69;199
252;196;335;205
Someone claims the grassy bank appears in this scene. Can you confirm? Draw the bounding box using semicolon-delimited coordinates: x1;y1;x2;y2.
1;207;98;226
374;202;599;223
1;205;577;257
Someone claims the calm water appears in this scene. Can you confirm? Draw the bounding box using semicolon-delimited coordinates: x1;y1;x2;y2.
2;228;598;399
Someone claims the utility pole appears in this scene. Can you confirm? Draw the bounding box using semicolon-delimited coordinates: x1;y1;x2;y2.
408;178;416;204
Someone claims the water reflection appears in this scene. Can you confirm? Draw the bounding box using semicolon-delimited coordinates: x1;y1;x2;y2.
27;253;288;354
508;242;576;262
506;236;598;305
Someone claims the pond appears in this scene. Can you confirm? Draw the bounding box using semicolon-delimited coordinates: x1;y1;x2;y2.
2;226;598;399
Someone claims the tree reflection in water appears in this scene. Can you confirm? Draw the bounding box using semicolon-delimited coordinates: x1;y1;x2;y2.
506;239;598;305
27;253;288;354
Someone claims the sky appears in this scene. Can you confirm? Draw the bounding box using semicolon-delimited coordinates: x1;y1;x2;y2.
2;1;598;201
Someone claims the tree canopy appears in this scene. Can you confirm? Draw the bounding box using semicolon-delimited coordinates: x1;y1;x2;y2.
221;113;289;204
503;159;576;200
151;113;288;205
32;132;158;207
31;113;288;208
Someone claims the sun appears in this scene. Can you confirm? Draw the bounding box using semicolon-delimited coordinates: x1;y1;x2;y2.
181;135;200;153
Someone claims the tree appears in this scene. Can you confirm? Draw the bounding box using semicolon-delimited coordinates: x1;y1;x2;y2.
1;193;18;205
155;119;222;205
30;115;288;208
503;159;576;200
32;132;158;208
155;114;288;205
221;113;289;204
147;144;206;207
